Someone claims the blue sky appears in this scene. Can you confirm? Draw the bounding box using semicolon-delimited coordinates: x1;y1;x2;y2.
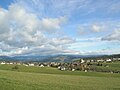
0;0;120;56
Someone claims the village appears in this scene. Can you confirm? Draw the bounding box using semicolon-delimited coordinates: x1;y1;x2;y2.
0;57;120;73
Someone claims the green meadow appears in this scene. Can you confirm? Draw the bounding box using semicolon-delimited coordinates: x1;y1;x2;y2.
0;64;120;90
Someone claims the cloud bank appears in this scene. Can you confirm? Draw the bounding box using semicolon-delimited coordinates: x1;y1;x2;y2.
0;3;77;56
0;0;120;56
102;29;120;41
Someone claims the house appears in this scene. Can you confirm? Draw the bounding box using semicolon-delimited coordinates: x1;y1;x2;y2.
1;62;6;64
117;58;120;60
106;59;112;62
60;66;66;71
10;62;13;64
6;63;10;64
39;64;44;67
81;59;85;63
85;70;87;72
86;60;90;63
72;68;75;71
47;65;50;67
97;59;104;62
58;66;61;69
113;58;117;60
28;63;34;66
113;58;120;61
16;62;21;65
91;60;94;62
61;67;66;71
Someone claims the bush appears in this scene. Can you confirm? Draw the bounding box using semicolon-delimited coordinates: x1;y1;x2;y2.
12;65;19;70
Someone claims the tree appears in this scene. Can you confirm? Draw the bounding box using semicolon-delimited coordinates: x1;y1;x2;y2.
12;65;19;70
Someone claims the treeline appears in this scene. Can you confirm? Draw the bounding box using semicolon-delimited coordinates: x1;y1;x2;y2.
80;54;120;60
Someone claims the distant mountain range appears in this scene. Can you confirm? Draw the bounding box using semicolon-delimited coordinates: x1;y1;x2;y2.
0;54;119;62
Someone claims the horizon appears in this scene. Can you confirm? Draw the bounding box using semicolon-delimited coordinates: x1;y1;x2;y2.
0;0;120;56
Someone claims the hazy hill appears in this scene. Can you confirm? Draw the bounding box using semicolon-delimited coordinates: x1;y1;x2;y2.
0;54;119;62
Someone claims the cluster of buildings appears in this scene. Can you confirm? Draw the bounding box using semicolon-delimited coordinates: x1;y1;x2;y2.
82;58;120;63
0;57;120;72
0;61;61;68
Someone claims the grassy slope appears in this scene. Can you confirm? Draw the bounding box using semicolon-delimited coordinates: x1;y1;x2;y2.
90;61;120;72
0;65;120;90
0;64;120;77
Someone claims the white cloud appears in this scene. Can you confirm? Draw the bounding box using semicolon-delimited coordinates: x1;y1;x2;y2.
77;23;105;35
77;21;120;36
91;24;103;32
81;48;120;55
102;29;120;41
41;17;66;32
0;4;76;56
50;37;75;46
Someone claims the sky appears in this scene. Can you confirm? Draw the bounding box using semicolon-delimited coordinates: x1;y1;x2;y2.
0;0;120;56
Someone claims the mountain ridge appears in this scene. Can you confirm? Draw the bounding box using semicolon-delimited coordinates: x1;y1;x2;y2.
0;54;119;62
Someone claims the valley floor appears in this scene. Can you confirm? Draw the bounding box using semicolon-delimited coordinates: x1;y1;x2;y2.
0;65;120;90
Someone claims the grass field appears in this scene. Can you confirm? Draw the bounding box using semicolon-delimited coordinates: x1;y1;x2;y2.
0;64;120;90
89;61;120;72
